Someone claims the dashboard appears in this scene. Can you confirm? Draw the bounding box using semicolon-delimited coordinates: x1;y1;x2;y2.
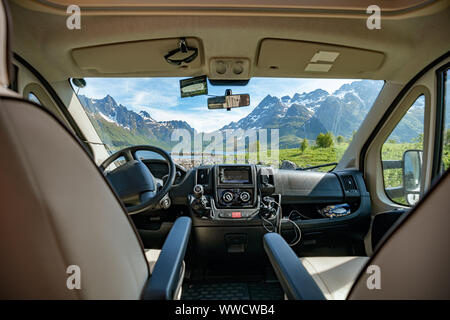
135;158;370;232
107;152;372;263
163;163;370;228
132;162;372;262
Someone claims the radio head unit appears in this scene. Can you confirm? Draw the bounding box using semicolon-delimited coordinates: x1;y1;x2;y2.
219;166;252;184
215;165;257;209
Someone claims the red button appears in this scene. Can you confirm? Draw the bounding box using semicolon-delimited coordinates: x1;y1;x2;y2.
232;212;242;218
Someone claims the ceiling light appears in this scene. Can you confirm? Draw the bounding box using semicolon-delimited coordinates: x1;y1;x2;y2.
304;63;332;72
310;51;340;63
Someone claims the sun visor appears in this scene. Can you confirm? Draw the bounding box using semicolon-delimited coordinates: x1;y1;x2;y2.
257;39;384;78
72;37;203;76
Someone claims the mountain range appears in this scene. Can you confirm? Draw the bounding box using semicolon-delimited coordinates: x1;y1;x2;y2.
221;80;387;147
78;94;195;150
78;80;426;151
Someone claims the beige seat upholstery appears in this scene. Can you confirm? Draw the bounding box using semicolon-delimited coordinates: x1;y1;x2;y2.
300;256;369;300
0;1;182;299
349;170;450;299
287;170;449;300
145;249;161;274
145;248;185;300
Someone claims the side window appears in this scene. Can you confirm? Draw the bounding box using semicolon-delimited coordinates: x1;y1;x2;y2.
439;69;449;173
381;95;425;206
27;92;42;105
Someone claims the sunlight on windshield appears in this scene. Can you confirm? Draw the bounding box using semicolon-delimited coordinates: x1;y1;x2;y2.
73;78;384;170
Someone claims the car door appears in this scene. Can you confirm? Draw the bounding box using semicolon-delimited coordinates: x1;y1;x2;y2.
362;57;449;254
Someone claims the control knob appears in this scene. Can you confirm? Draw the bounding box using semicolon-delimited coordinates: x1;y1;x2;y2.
159;196;171;209
222;191;234;203
239;191;251;203
193;184;204;199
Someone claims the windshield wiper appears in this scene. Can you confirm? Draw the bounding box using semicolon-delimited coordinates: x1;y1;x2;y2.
296;162;338;172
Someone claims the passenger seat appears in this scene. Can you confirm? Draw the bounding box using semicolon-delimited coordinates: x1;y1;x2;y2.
264;170;450;299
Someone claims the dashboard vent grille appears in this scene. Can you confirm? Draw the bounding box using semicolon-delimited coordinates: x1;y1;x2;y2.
197;168;209;185
342;175;357;192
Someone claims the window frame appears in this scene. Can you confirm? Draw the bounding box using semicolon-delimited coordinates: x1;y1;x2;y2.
13;53;93;156
27;91;43;105
380;92;427;206
431;63;449;181
360;53;449;174
360;53;449;214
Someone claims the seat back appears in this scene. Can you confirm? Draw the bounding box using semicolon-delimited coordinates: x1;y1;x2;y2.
349;170;450;299
0;1;149;299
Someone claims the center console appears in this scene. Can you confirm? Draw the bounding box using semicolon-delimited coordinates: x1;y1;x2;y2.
188;164;278;258
188;164;275;221
214;165;258;217
184;163;369;264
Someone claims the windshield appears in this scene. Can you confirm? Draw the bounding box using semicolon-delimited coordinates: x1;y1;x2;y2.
73;78;384;170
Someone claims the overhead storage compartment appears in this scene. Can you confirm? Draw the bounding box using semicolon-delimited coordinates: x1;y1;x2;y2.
257;39;385;78
72;37;203;76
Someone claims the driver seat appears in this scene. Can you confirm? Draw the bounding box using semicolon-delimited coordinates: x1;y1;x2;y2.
0;1;189;299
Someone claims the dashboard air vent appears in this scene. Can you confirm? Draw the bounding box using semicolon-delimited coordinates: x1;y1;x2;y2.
342;175;357;192
197;168;209;185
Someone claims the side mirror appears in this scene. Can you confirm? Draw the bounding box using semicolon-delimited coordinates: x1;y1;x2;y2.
208;90;250;111
402;149;423;206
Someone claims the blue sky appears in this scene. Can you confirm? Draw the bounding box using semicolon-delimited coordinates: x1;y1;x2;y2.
77;77;357;132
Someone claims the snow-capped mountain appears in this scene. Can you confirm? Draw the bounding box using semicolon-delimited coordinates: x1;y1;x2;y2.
78;94;195;149
220;80;386;146
221;94;288;131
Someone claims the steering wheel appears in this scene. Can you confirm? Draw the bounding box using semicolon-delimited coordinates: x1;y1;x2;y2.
100;145;176;215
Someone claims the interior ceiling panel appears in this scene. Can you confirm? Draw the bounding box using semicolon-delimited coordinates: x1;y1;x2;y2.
9;0;450;83
257;39;385;77
18;0;437;17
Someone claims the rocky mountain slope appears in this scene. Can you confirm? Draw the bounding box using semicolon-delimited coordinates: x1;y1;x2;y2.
221;80;389;147
78;94;195;150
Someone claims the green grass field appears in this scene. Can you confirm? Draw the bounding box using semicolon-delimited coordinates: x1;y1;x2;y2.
277;140;449;206
279;143;348;171
277;142;420;186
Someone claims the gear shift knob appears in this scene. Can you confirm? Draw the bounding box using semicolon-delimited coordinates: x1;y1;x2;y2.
193;184;204;199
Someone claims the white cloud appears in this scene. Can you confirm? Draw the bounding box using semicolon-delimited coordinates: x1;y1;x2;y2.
123;90;179;109
79;78;180;109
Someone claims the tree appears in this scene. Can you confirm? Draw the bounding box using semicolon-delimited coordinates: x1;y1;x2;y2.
316;133;324;147
445;129;450;147
316;132;334;148
411;133;424;149
300;138;308;152
411;133;424;144
336;135;344;144
348;130;357;143
328;132;335;146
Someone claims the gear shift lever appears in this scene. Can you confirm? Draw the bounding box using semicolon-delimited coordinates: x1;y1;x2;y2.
190;184;210;216
193;184;204;199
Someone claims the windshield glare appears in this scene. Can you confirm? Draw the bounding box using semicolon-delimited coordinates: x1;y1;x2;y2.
74;77;384;170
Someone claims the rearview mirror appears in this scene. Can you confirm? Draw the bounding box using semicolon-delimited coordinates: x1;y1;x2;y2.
208;91;250;110
402;149;422;206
